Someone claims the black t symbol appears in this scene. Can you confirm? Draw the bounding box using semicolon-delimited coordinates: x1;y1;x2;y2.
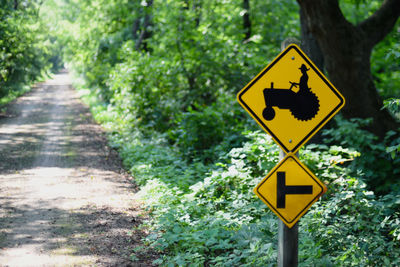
277;171;312;208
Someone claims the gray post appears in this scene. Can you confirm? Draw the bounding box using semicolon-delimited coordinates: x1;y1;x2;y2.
277;41;299;267
278;220;298;266
277;149;298;267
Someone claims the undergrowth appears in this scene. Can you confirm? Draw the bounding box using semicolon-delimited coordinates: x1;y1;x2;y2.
0;85;31;108
75;77;400;266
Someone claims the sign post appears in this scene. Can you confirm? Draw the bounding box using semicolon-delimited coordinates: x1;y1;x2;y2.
278;219;298;266
237;43;345;266
277;150;298;267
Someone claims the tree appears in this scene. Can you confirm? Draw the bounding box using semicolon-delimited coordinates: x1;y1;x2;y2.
243;0;251;41
0;0;52;98
133;0;153;52
297;0;400;138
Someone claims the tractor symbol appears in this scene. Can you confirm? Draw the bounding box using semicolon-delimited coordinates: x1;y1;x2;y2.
262;64;320;121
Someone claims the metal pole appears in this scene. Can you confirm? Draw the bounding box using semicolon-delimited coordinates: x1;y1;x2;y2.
277;41;299;267
277;149;298;267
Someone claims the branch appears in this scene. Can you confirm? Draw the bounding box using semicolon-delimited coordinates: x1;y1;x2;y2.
243;0;251;41
132;18;140;40
135;0;153;52
296;0;353;41
359;0;400;47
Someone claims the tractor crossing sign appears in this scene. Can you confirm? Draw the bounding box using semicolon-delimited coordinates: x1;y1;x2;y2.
237;44;345;153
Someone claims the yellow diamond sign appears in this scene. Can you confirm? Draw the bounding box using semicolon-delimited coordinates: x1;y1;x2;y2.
237;44;345;153
254;154;327;228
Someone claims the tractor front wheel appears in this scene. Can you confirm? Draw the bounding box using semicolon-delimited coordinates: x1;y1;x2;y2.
262;107;275;121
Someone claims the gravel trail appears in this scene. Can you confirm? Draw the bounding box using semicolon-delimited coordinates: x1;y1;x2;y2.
0;73;152;266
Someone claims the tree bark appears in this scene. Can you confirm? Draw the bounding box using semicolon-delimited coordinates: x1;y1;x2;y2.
243;0;252;41
297;0;400;138
135;0;153;52
132;18;140;41
299;6;327;144
299;7;324;71
193;0;202;27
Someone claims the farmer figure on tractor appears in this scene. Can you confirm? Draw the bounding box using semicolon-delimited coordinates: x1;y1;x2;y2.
289;64;310;93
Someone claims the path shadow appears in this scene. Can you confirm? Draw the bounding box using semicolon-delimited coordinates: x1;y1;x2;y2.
0;197;154;266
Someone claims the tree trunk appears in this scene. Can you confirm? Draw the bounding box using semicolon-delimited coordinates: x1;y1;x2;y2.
193;0;202;27
135;0;153;52
243;0;251;41
297;0;400;138
132;18;140;40
299;7;324;71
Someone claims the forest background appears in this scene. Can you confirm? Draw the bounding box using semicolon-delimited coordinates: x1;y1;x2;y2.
1;0;400;265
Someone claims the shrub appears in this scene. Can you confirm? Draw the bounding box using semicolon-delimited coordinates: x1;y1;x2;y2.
322;116;400;194
136;131;400;266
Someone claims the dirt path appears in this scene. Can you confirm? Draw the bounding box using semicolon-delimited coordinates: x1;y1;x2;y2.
0;73;153;266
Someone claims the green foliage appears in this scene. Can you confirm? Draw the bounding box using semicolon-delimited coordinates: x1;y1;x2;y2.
135;132;400;266
48;0;400;265
50;0;143;102
383;98;400;120
55;0;301;131
322;116;400;193
72;87;400;264
339;0;381;24
0;1;54;99
372;26;400;103
387;143;400;159
75;82;209;190
168;97;248;162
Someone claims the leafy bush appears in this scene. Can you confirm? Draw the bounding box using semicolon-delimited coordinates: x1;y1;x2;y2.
384;98;400;120
73;88;400;265
322;116;400;194
168;96;248;162
135;131;400;266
